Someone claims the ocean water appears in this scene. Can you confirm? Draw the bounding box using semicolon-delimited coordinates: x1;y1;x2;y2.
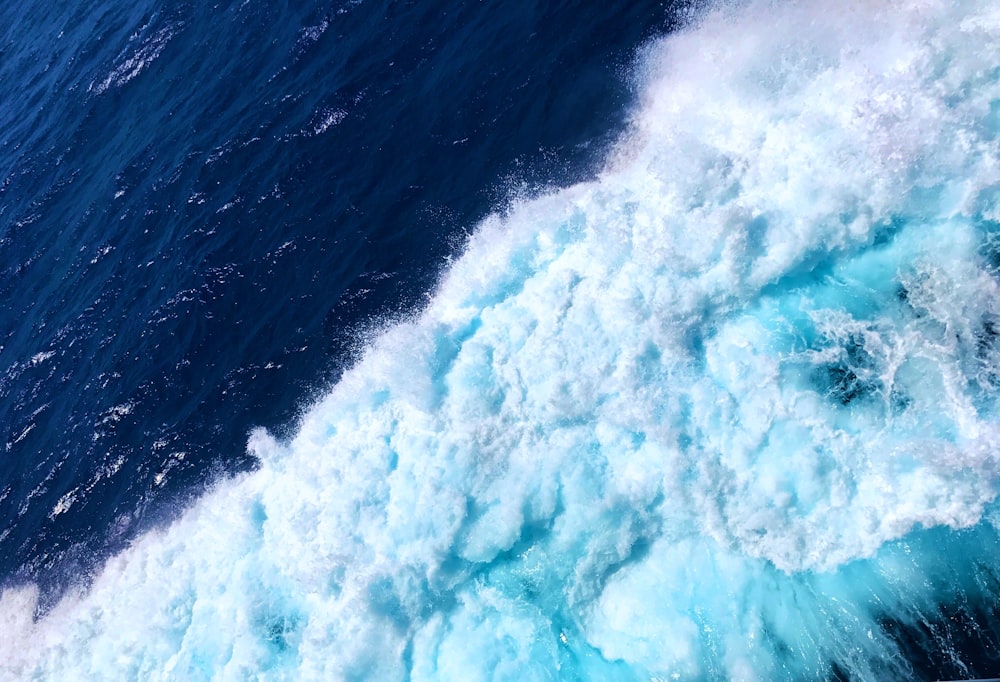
0;0;671;587
3;0;1000;679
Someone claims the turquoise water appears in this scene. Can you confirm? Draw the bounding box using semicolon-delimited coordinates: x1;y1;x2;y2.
4;0;1000;679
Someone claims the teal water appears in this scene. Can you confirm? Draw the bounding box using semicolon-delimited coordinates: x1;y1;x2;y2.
4;0;1000;679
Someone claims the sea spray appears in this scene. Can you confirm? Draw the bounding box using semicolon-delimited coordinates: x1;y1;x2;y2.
4;0;1000;679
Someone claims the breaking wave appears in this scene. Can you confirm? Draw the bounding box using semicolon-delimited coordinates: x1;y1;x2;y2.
4;1;1000;679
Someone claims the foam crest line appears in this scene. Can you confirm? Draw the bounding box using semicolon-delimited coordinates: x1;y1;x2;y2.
4;0;1000;679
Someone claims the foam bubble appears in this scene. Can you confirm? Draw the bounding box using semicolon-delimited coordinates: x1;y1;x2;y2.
5;0;1000;679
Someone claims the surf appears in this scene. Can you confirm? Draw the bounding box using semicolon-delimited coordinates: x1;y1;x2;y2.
3;0;1000;679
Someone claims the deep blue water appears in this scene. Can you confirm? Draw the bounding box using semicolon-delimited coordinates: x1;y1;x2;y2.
0;0;678;591
4;0;1000;679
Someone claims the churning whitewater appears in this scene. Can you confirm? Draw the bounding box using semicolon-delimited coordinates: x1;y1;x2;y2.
4;0;1000;679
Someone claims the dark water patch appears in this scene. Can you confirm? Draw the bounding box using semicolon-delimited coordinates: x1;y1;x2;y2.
815;332;883;407
863;525;1000;682
0;0;688;602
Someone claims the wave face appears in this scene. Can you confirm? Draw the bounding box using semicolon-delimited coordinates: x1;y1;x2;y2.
4;0;1000;679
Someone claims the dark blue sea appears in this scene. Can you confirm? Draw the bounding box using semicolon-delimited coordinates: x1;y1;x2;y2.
3;0;1000;679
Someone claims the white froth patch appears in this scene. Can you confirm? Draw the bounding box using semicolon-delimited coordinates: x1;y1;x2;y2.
90;23;180;95
30;350;56;366
49;489;77;519
4;1;1000;679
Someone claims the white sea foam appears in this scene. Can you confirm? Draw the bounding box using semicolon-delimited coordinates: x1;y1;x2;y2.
90;23;180;95
5;0;1000;679
30;350;56;366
